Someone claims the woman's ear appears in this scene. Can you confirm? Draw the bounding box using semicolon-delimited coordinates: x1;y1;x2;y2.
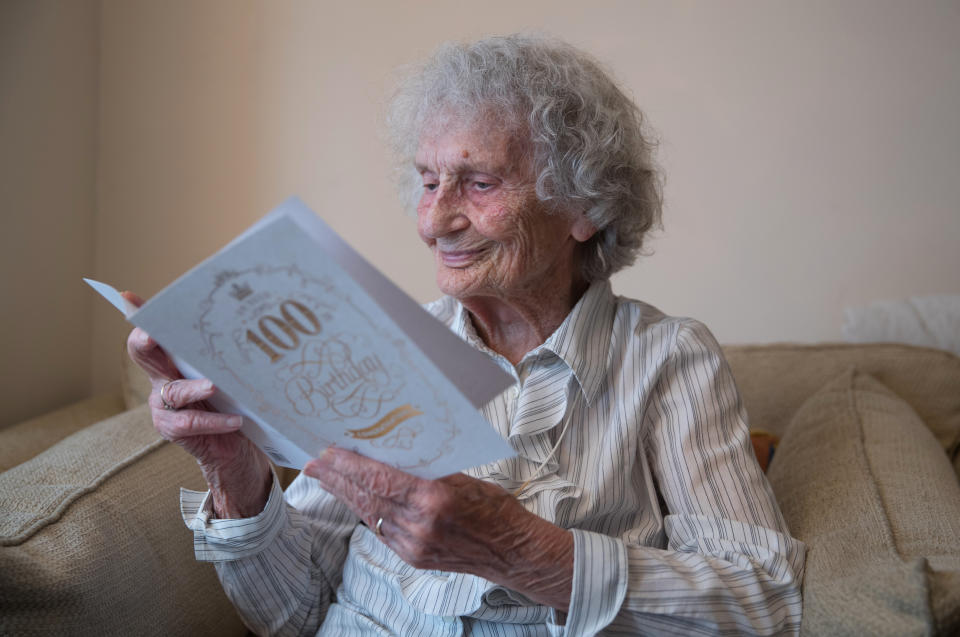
571;213;597;243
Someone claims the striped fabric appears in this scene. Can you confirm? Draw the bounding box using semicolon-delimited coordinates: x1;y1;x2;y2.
181;280;805;636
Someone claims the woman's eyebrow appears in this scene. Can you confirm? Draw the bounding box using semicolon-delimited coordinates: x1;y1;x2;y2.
415;159;502;175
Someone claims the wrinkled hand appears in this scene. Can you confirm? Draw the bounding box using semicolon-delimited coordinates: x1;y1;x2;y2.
303;447;574;610
124;291;272;518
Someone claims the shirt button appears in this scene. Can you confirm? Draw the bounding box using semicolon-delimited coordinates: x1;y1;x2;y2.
509;386;519;399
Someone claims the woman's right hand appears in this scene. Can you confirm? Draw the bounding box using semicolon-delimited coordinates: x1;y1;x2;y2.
123;291;273;518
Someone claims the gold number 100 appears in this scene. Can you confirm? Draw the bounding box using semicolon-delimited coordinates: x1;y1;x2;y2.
245;299;322;363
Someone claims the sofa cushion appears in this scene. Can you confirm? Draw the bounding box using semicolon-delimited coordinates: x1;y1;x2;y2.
723;343;960;458
767;368;960;636
0;405;247;636
0;392;126;472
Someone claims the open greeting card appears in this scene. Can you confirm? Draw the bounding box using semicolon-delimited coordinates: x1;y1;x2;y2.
86;197;515;478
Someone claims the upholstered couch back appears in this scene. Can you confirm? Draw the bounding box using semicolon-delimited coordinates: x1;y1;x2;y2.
1;343;958;635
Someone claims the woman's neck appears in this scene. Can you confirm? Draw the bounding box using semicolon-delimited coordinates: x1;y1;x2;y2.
460;276;589;365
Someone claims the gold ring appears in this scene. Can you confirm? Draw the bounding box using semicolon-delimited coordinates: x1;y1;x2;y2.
160;380;178;411
375;517;384;538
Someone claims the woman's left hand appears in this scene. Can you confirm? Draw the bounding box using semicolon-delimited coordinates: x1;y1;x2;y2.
303;447;574;610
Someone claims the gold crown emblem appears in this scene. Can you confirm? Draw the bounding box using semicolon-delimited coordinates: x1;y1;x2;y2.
229;281;253;301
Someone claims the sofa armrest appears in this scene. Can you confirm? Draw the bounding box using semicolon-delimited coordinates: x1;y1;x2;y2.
0;392;126;472
0;405;248;636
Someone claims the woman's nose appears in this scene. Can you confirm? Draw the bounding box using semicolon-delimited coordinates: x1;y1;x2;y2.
417;184;470;240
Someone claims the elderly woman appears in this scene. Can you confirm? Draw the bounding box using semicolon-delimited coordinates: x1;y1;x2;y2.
127;35;804;635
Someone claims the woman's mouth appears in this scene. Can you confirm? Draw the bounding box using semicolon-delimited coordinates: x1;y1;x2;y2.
438;247;486;268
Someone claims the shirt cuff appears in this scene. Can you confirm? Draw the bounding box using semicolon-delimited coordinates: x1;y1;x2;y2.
179;469;286;562
554;528;628;636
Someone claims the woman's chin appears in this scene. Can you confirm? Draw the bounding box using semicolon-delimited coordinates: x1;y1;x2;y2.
436;270;488;300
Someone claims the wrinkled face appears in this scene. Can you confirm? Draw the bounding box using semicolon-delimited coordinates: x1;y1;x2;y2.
415;119;591;301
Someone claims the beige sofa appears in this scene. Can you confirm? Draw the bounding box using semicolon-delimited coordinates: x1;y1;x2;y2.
2;343;959;636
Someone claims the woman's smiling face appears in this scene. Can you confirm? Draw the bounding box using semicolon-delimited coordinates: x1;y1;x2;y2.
415;119;593;302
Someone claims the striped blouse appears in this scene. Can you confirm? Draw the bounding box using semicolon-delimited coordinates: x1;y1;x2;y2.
181;279;805;635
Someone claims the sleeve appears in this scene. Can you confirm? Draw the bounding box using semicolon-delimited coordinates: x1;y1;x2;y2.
561;320;806;636
180;468;359;636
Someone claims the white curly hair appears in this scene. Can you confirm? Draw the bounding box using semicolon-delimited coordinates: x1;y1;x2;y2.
387;34;663;282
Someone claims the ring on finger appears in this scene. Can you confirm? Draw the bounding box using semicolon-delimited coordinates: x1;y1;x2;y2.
160;380;179;411
375;517;385;538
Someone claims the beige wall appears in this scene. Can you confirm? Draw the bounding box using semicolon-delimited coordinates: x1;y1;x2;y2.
9;2;960;413
91;1;271;392
0;1;100;427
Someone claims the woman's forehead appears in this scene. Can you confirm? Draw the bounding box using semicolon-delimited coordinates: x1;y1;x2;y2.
415;116;531;174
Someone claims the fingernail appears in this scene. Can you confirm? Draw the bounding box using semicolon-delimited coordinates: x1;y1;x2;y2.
227;415;243;429
321;445;341;458
312;447;337;469
202;379;215;391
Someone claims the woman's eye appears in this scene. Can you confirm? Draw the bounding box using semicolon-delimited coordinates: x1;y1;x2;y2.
423;183;438;192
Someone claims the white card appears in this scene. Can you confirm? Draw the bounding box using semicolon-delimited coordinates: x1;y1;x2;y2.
86;197;515;478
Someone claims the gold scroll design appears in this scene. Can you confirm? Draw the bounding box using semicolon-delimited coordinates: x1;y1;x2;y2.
345;404;423;440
